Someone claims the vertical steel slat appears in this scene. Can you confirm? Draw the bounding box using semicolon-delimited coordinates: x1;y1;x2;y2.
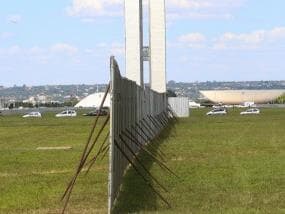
108;57;169;213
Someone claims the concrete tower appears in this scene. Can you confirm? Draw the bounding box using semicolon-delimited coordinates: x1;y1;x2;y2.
124;0;166;92
149;0;166;93
125;0;143;86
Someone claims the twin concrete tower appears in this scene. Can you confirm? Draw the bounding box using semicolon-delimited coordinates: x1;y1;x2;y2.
125;0;166;93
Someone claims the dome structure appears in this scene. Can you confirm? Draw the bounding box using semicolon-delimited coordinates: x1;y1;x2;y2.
200;90;285;104
75;92;110;108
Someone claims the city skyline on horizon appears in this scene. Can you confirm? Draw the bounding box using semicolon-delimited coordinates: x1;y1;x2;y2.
2;79;285;89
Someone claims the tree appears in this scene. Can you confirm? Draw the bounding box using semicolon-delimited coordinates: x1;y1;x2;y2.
275;93;285;104
166;89;177;97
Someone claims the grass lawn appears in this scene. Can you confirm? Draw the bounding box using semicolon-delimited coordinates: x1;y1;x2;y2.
0;111;109;213
114;108;285;214
0;108;284;213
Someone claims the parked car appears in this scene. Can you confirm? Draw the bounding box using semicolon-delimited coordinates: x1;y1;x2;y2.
23;112;42;118
240;108;260;115
55;110;77;117
83;109;108;116
206;108;227;115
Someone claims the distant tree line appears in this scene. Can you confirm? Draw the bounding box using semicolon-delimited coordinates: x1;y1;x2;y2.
274;94;285;104
7;98;79;109
166;89;177;97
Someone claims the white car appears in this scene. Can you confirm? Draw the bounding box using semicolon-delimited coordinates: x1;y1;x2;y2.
56;110;77;117
23;112;42;118
206;108;227;115
240;108;260;115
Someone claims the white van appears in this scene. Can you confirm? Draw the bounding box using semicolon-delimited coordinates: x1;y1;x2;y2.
55;110;77;117
23;112;42;118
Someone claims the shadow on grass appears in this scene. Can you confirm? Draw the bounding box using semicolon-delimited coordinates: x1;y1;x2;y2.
112;119;177;213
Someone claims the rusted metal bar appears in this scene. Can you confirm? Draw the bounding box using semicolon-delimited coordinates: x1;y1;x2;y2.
100;146;109;161
131;124;149;143
122;131;179;178
147;115;163;130
124;129;165;161
125;129;166;161
140;119;156;138
114;139;171;208
61;115;110;213
79;84;110;166
152;114;165;128
85;131;110;174
61;85;110;203
118;135;168;193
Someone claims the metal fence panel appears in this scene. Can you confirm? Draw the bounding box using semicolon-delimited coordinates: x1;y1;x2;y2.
108;57;168;213
168;97;189;118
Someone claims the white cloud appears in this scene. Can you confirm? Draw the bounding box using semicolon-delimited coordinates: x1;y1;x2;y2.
82;42;124;56
0;46;22;56
167;0;212;9
50;43;78;55
7;14;22;24
167;0;246;20
7;46;22;55
66;0;122;18
66;0;245;21
168;0;245;9
109;42;124;55
0;32;14;39
176;27;285;50
178;33;206;48
179;33;206;43
213;27;285;50
167;12;233;21
267;27;285;41
84;48;95;54
28;46;45;55
96;42;108;48
218;31;265;44
0;42;124;59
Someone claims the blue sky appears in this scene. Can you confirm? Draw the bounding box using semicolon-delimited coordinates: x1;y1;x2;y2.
0;0;285;86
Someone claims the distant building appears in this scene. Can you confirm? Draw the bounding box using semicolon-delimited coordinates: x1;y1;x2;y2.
0;98;5;109
200;90;285;104
168;97;189;117
23;96;37;105
37;95;49;104
75;92;110;108
189;101;201;108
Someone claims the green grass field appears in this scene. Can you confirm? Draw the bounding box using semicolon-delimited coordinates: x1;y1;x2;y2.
0;109;284;213
0;111;109;213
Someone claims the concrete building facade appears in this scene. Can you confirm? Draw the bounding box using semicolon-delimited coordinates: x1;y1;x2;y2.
0;98;5;109
125;0;144;86
200;90;285;104
149;0;166;93
124;0;166;92
75;92;111;108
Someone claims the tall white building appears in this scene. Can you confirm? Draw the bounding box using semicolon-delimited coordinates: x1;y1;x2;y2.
149;0;166;93
125;0;144;86
0;98;5;109
124;0;166;93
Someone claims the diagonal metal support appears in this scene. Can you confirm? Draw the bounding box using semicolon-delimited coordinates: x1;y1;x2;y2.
114;139;171;208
